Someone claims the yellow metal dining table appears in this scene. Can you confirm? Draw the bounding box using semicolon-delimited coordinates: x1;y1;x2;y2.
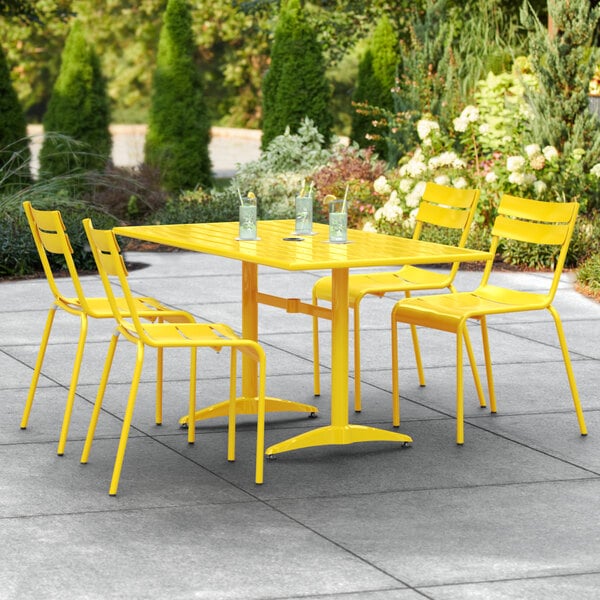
113;219;491;457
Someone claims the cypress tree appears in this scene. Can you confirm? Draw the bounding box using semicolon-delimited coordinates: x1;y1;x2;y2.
0;43;31;188
521;0;600;166
145;0;212;193
39;20;111;179
350;15;399;162
261;0;333;150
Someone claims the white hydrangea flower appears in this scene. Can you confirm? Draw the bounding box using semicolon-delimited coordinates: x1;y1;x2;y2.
453;116;469;132
508;171;526;185
461;105;479;122
542;145;559;161
403;209;419;230
525;144;541;158
428;156;441;170
404;158;427;178
590;163;600;178
524;173;537;185
399;178;413;193
478;123;491;135
506;155;526;172
434;174;450;186
485;171;498;183
362;220;378;232
438;151;460;167
416;119;440;141
533;180;547;196
453;177;467;189
381;201;404;221
529;153;546;170
373;175;391;195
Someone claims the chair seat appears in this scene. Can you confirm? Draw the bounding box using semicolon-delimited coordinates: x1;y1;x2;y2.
392;285;553;333
314;265;453;305
59;296;191;322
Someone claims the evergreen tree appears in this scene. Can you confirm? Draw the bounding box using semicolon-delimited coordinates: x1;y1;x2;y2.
144;0;212;193
521;0;600;166
350;15;399;162
39;20;111;178
261;0;333;150
0;43;31;188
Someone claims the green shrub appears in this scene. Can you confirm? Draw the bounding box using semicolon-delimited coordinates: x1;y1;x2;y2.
232;118;333;219
145;0;212;193
577;252;600;291
0;202;117;278
150;188;239;224
261;0;333;149
350;15;399;162
39;20;112;179
310;144;387;228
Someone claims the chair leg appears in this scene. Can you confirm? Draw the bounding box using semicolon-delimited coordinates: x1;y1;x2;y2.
456;327;465;445
405;292;426;387
21;306;57;429
390;308;401;428
409;324;426;387
81;332;119;464
109;341;145;496
479;317;497;414
549;306;588;435
312;294;321;397
228;348;237;462
57;313;89;456
463;326;487;408
353;301;362;412
155;347;163;425
187;348;197;445
255;347;267;485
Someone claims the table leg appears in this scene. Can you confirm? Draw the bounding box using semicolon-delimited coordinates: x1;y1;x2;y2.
266;267;412;455
180;261;318;427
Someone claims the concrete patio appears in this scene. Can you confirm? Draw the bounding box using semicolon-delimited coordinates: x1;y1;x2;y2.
1;247;600;599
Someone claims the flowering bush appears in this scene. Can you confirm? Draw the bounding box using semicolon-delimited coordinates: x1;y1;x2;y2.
369;103;600;246
310;144;387;227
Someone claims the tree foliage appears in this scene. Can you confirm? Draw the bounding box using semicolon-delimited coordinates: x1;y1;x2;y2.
350;14;399;161
261;0;333;149
39;19;112;179
0;42;30;187
144;0;212;193
521;0;600;167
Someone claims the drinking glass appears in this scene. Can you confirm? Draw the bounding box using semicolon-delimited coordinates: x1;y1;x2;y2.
294;196;313;235
328;200;347;243
239;197;257;240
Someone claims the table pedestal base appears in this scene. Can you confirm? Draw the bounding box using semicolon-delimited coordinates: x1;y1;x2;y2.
265;424;412;456
179;396;318;427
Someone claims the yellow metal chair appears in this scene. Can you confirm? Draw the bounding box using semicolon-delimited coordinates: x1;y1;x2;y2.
81;219;267;495
391;194;588;444
21;201;194;455
312;182;484;411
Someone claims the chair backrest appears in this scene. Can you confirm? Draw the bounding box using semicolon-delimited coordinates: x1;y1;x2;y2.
481;194;579;301
408;182;481;279
413;182;480;243
23;201;90;311
82;218;147;336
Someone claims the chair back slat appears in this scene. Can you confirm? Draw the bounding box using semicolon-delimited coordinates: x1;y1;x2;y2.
492;214;571;246
498;194;576;223
417;183;480;231
417;201;472;230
